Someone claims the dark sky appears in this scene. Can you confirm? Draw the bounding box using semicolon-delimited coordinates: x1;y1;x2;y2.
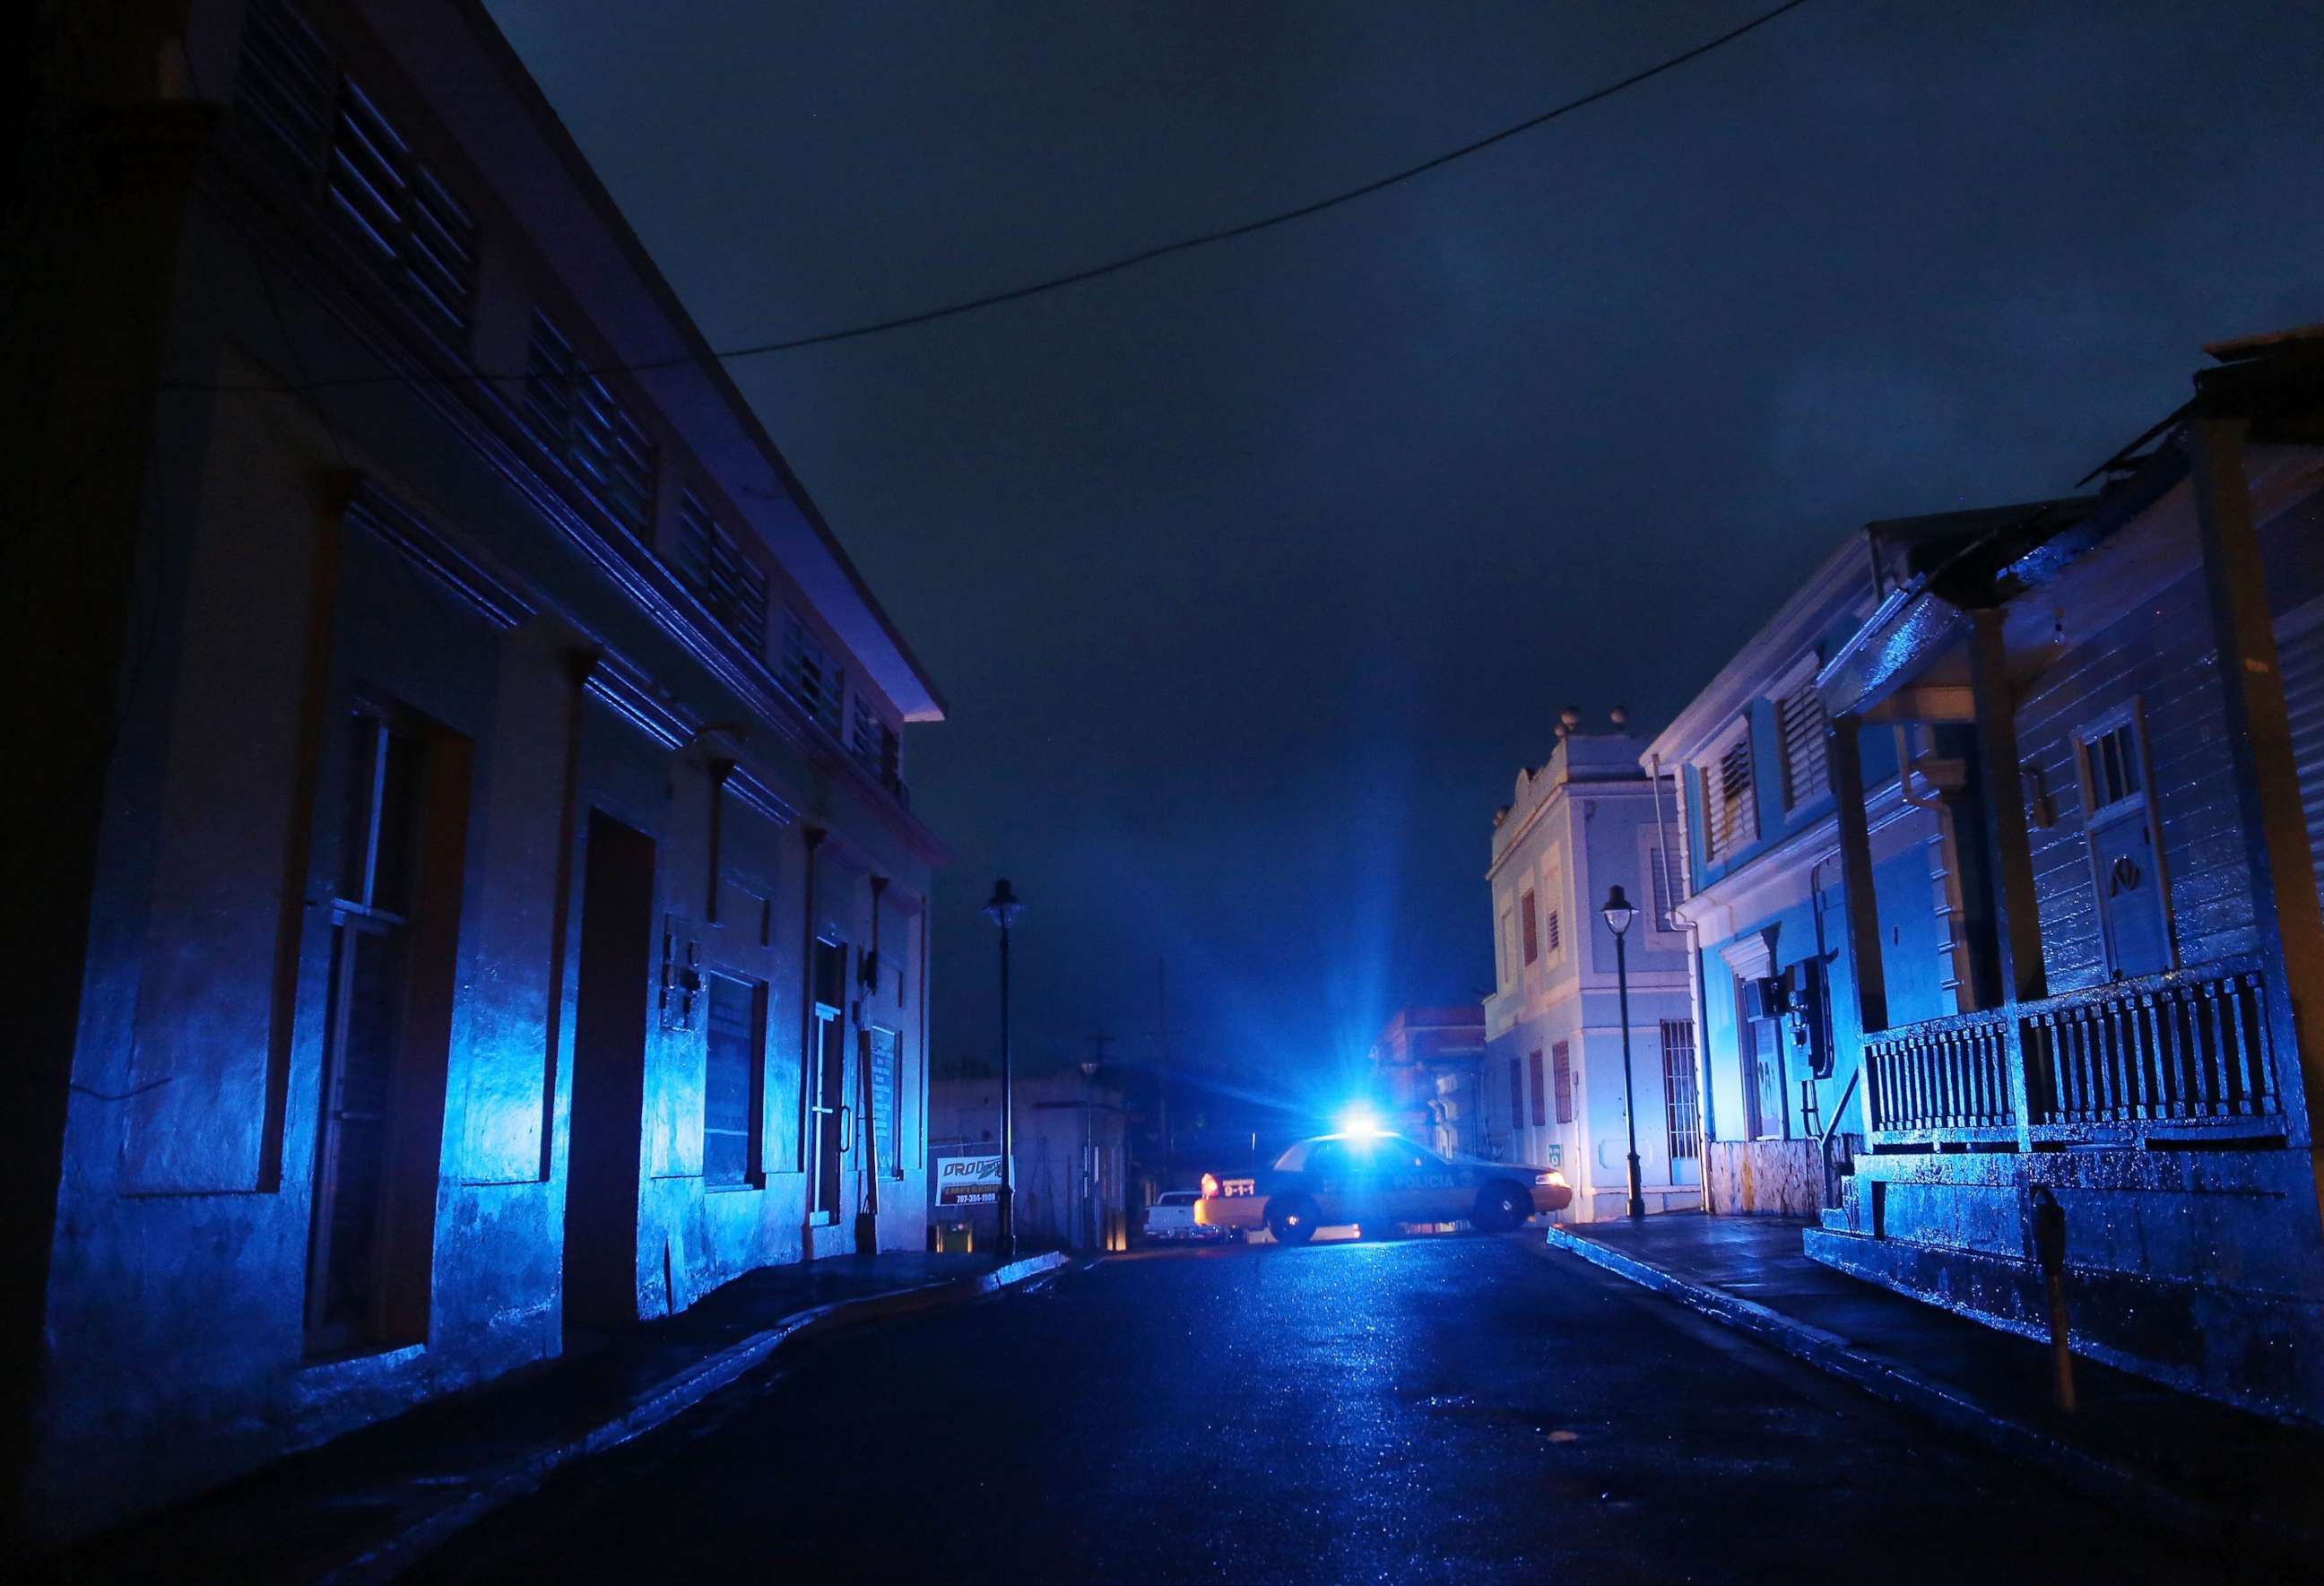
485;0;2324;1114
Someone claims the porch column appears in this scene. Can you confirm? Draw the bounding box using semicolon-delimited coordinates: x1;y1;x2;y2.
2190;404;2324;1153
1829;712;1887;1036
1967;609;2046;1003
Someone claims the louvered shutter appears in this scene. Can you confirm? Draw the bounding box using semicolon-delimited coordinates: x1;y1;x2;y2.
236;0;332;171
1779;678;1829;809
679;492;769;652
1706;728;1756;862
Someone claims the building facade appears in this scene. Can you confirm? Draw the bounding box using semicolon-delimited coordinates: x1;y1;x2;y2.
1652;329;2324;1421
5;0;945;1543
1483;719;1699;1218
1366;1006;1486;1157
1644;542;1973;1216
928;1070;1129;1252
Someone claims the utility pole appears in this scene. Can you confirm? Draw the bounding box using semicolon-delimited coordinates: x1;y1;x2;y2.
1082;1031;1112;1252
1151;959;1174;1178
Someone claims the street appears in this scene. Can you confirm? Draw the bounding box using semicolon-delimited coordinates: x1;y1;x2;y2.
412;1235;2211;1585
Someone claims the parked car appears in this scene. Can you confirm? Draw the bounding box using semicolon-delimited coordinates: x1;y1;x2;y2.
1197;1131;1568;1245
1142;1189;1229;1244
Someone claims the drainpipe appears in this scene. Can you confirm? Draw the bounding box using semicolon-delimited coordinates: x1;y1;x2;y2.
1650;755;1714;1211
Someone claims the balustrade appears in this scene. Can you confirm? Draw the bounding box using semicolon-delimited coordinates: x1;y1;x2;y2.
1863;956;2280;1146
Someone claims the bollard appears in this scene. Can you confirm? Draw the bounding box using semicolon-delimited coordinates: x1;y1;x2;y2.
2032;1186;2075;1414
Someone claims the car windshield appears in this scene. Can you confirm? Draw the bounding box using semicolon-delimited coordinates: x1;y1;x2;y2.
1274;1132;1444;1172
1157;1192;1198;1206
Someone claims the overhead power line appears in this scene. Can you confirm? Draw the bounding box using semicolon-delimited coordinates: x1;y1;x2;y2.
191;0;1812;393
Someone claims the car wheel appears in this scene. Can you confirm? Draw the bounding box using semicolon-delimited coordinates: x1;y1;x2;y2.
1473;1183;1529;1234
1268;1194;1319;1245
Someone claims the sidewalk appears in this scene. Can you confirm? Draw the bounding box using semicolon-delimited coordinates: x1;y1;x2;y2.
41;1249;1068;1586
1543;1213;2323;1560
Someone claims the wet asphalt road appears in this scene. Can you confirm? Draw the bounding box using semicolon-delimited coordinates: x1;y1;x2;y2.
412;1234;2215;1585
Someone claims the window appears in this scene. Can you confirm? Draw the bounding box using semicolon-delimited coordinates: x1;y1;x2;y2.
2077;711;2171;978
1527;1050;1547;1128
1703;724;1758;863
868;1026;904;1177
1520;889;1539;965
1540;851;1566;965
1551;1042;1575;1125
236;1;478;334
782;611;845;732
852;698;903;792
1738;976;1786;1139
2084;720;2143;811
1777;674;1830;810
702;975;764;1187
1648;845;1678;932
1661;1020;1700;1162
525;309;656;532
678;492;769;653
809;940;847;1215
1507;1058;1524;1128
308;706;466;1355
236;0;331;173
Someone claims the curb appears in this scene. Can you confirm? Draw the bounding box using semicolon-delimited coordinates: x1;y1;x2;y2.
318;1252;1069;1585
1539;1227;2311;1562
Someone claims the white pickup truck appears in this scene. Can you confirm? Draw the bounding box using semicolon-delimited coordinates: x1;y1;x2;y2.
1141;1189;1230;1244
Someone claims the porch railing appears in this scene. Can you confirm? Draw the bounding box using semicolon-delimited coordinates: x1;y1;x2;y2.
1863;1008;2017;1142
1864;956;2283;1148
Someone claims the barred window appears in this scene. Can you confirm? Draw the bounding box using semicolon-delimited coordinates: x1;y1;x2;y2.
677;492;768;653
1551;1042;1574;1125
1778;675;1830;810
781;611;845;732
526;310;656;533
1661;1020;1701;1162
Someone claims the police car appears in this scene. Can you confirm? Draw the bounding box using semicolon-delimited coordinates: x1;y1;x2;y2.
1196;1131;1568;1244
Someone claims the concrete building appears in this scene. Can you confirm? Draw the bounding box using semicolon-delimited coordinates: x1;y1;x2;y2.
1652;329;2324;1423
4;0;945;1544
1366;1006;1486;1157
928;1070;1129;1252
1643;542;1964;1216
1483;715;1699;1218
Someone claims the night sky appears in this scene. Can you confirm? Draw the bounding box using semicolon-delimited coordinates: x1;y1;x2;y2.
484;1;2324;1114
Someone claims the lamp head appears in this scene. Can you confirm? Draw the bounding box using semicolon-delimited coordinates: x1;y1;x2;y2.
982;877;1024;929
1601;883;1637;939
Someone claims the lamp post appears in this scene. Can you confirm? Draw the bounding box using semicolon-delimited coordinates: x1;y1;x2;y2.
983;879;1023;1261
1602;884;1646;1220
1079;1058;1099;1252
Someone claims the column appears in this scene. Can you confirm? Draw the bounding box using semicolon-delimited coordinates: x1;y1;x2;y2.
1967;609;2047;1004
2191;404;2324;1153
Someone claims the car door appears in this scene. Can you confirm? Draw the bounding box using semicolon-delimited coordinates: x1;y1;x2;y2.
1302;1140;1353;1222
1391;1140;1469;1223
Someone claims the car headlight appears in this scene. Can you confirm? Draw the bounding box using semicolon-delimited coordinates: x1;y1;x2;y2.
1535;1171;1566;1187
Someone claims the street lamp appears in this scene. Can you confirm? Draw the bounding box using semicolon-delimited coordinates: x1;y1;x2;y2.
1602;884;1646;1221
983;879;1024;1261
1080;1058;1099;1252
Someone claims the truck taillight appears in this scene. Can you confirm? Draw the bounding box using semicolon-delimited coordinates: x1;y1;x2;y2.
1200;1173;1219;1199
